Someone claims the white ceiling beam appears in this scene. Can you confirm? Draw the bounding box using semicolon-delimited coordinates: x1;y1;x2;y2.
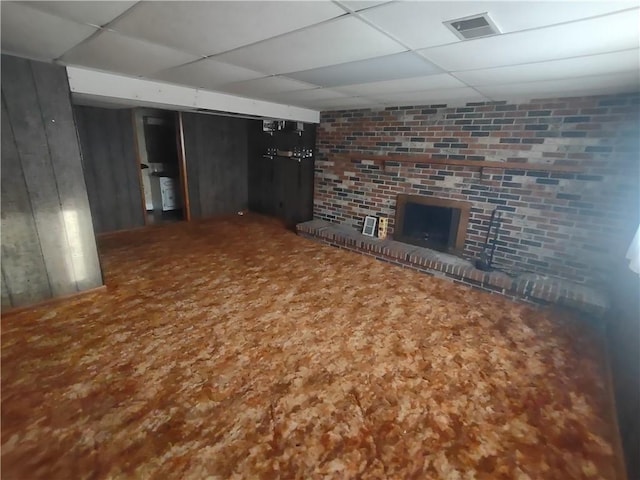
65;66;320;123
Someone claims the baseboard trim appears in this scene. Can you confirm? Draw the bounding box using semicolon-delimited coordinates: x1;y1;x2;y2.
97;225;148;239
2;285;107;317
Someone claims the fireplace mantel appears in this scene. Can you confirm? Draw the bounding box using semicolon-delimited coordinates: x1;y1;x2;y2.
333;154;585;173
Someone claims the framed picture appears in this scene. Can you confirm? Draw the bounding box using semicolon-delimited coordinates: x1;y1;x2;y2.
362;216;378;237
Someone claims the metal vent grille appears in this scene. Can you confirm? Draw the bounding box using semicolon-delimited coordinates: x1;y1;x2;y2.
444;13;501;40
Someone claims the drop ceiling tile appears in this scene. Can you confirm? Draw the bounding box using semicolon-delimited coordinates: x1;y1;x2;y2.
335;73;466;96
152;59;266;90
216;76;319;99
369;87;488;106
1;2;97;61
340;1;393;12
214;16;406;75
269;88;351;104
455;50;640;86
110;1;346;57
302;96;381;110
61;30;201;76
418;9;640;71
27;1;137;27
361;1;638;50
286;52;442;87
476;72;640;101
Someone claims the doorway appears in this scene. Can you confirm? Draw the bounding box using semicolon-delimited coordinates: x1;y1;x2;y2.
133;108;186;225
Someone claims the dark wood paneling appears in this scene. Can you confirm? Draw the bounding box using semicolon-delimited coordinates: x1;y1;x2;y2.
31;62;102;291
0;54;102;309
181;113;252;218
3;56;76;297
1;267;12;310
0;97;51;305
248;122;316;228
75;106;145;234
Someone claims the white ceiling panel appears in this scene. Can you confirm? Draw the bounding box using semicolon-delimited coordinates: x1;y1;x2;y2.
369;87;488;106
419;9;640;71
301;96;382;110
1;2;96;61
2;0;639;112
61;30;201;76
339;1;394;12
286;52;442;87
476;72;640;100
109;1;346;57
455;49;640;86
214;16;406;75
269;87;351;105
27;1;137;27
217;76;319;98
335;73;467;96
361;1;638;50
152;59;266;90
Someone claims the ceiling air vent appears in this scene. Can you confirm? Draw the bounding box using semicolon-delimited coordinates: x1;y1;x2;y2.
444;13;501;40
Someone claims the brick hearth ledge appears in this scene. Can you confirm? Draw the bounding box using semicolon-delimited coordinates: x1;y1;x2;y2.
297;219;609;317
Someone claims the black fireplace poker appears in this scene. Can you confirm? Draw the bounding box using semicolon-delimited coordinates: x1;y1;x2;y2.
475;208;502;271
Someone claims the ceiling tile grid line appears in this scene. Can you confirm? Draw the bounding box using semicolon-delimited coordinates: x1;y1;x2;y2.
2;1;639;111
415;8;640;72
59;29;203;78
448;47;640;78
341;1;495;102
110;2;351;60
279;46;640;92
17;1;139;29
52;1;144;63
212;15;408;75
129;6;366;80
359;2;640;51
443;5;640;50
452;49;640;88
1;1;97;62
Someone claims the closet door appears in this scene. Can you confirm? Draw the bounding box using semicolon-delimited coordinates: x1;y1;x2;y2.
181;112;251;219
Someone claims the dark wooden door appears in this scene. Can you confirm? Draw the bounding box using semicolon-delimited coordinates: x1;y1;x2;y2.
247;123;316;228
181;113;255;218
74;106;144;235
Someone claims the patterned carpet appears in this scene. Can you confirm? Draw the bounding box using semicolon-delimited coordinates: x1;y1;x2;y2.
1;215;622;479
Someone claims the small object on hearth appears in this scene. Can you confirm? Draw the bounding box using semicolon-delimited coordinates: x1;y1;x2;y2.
377;217;388;239
362;216;377;237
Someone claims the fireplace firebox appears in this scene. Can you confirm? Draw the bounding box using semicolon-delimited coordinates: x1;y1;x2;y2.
394;194;471;253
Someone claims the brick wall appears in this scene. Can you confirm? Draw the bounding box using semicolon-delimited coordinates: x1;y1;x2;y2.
314;93;640;285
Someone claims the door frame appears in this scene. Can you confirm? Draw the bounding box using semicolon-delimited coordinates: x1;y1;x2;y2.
130;109;149;226
130;108;192;223
176;111;191;221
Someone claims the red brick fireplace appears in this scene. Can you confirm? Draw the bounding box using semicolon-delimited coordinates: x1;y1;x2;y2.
313;93;639;287
394;194;471;253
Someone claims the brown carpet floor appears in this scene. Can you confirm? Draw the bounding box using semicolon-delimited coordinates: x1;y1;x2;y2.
1;215;622;479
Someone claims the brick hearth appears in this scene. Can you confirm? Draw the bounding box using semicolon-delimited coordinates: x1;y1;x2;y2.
297;219;609;316
314;93;639;287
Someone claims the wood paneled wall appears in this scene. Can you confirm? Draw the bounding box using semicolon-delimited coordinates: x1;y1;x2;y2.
74;106;145;234
181;113;253;218
1;55;102;309
248;122;316;228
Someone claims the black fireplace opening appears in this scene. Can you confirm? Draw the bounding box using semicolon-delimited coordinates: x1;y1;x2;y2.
398;202;461;252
